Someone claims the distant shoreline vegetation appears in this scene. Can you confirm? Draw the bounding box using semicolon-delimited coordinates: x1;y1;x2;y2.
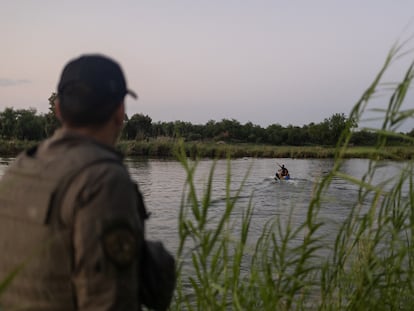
0;95;413;160
0;96;413;148
0;138;413;160
117;139;414;160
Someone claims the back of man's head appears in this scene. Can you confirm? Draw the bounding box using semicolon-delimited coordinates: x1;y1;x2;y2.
57;54;137;127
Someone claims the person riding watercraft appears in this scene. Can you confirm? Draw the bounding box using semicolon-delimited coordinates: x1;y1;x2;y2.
275;163;290;180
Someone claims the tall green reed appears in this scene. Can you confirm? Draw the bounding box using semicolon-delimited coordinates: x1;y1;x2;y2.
316;40;414;310
173;141;255;310
172;41;414;310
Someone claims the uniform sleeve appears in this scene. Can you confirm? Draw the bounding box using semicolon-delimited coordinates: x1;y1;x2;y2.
64;163;143;311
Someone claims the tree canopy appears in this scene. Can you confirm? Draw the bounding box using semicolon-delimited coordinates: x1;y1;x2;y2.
0;95;411;147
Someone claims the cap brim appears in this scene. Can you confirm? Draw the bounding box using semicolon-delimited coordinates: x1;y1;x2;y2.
127;89;138;99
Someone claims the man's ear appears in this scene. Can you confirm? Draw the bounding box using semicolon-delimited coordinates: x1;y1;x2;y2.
114;102;125;128
54;99;63;122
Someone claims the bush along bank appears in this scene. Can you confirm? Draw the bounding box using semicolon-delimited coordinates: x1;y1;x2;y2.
1;139;413;160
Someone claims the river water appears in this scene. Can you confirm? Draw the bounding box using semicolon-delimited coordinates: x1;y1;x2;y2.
0;157;406;255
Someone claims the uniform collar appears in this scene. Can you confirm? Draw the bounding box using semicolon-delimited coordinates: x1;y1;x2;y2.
45;128;124;159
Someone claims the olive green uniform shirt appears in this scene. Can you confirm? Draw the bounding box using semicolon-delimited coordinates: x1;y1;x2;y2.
0;129;144;310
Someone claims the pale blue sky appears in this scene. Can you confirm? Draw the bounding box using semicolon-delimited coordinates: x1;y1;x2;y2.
1;1;414;130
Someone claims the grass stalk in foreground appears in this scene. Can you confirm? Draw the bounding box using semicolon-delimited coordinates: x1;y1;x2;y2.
172;41;414;310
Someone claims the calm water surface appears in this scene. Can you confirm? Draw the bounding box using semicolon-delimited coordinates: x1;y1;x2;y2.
0;157;406;254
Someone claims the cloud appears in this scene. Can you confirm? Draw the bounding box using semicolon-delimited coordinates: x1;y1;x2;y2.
0;78;31;87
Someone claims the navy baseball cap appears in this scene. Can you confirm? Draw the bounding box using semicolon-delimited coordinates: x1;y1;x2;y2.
57;54;137;101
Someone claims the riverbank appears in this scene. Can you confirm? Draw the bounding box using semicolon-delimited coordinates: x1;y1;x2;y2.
118;140;414;160
1;139;413;160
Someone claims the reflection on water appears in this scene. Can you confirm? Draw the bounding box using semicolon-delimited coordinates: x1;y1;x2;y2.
0;157;408;254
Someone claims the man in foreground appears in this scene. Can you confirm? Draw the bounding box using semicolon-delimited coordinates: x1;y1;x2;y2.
0;54;175;310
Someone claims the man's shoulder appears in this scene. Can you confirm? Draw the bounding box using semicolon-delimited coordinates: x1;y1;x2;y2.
78;157;131;186
36;131;124;173
56;145;130;195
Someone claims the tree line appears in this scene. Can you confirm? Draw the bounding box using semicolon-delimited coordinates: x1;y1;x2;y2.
1;93;413;146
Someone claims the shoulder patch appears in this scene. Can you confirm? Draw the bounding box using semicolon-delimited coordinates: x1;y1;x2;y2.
102;227;137;268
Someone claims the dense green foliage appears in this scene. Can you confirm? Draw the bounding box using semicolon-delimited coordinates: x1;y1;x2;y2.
2;139;412;159
1;96;412;147
116;140;414;160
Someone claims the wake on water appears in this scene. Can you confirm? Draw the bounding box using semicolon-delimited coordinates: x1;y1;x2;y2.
266;176;300;186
